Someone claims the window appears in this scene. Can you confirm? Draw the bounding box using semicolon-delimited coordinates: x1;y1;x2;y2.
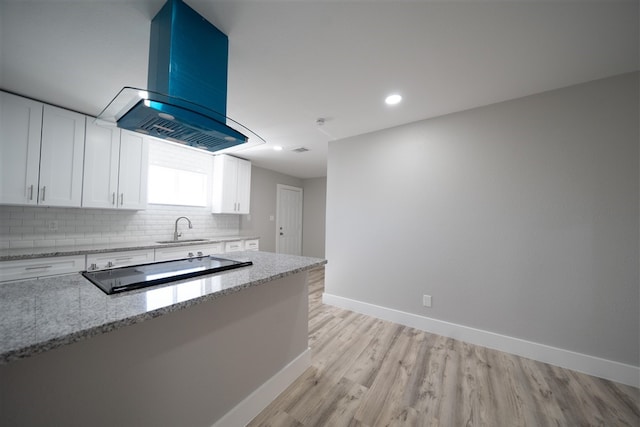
147;165;207;206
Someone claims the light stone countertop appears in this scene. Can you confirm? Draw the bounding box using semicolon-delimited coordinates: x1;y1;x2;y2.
0;251;326;364
0;235;260;261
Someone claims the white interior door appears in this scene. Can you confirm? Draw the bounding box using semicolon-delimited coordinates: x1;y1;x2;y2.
276;184;303;255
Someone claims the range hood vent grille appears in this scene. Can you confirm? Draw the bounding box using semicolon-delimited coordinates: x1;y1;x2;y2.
134;111;235;150
139;117;181;136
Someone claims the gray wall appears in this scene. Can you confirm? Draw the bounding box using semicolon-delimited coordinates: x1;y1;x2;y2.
241;166;302;253
302;177;327;258
241;166;327;258
325;72;639;366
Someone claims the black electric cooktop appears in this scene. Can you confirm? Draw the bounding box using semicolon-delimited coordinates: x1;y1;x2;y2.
82;256;253;295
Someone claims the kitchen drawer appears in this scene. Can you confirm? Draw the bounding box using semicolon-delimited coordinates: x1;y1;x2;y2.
86;249;154;271
244;239;259;251
154;243;223;261
224;240;244;253
0;255;85;282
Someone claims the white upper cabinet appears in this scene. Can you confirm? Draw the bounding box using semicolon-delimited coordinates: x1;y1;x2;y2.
0;92;85;207
39;105;86;207
82;120;120;208
212;154;251;214
235;158;251;213
82;122;148;210
118;131;149;210
0;92;43;205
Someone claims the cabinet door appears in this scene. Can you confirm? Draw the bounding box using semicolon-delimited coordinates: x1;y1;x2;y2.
118;131;149;210
244;239;259;251
212;155;251;214
82;120;120;208
235;158;251;214
224;240;244;252
0;92;43;205
0;255;85;282
39;105;85;207
212;154;238;213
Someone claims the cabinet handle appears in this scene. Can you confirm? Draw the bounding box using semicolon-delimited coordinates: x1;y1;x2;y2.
237;202;240;212
120;193;124;205
114;257;132;261
112;192;116;205
106;261;114;268
25;265;52;270
28;185;34;201
197;251;203;257
41;186;46;202
89;263;98;270
188;252;194;258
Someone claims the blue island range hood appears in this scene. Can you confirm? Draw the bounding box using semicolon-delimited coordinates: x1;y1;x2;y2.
97;0;263;152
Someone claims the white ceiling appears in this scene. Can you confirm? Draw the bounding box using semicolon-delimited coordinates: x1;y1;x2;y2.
1;0;638;179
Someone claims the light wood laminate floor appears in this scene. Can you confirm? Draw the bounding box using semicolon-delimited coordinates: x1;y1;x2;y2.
248;268;639;426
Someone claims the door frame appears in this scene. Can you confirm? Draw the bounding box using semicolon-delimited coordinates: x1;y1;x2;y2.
275;184;303;254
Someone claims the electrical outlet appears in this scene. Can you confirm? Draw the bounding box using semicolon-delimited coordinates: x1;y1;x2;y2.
48;220;58;232
423;294;432;307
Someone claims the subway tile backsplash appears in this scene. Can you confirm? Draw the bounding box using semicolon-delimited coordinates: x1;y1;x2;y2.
0;204;239;250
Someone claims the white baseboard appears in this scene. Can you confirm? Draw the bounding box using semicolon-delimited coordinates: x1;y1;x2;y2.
212;348;311;427
323;293;639;388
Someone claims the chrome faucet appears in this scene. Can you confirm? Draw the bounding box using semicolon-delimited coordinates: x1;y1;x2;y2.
173;216;193;241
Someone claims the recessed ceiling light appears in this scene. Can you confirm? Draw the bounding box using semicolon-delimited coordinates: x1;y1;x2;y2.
273;145;283;151
385;94;402;105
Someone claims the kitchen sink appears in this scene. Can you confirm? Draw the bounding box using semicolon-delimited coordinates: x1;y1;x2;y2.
156;239;210;244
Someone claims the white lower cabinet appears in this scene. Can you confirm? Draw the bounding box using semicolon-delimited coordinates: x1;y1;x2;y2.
154;243;224;262
244;239;259;251
224;240;244;253
0;255;86;282
86;249;154;271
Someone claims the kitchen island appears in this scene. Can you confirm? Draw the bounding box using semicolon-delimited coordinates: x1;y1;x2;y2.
0;251;326;427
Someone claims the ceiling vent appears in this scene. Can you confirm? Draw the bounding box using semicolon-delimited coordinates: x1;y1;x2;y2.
291;147;310;153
